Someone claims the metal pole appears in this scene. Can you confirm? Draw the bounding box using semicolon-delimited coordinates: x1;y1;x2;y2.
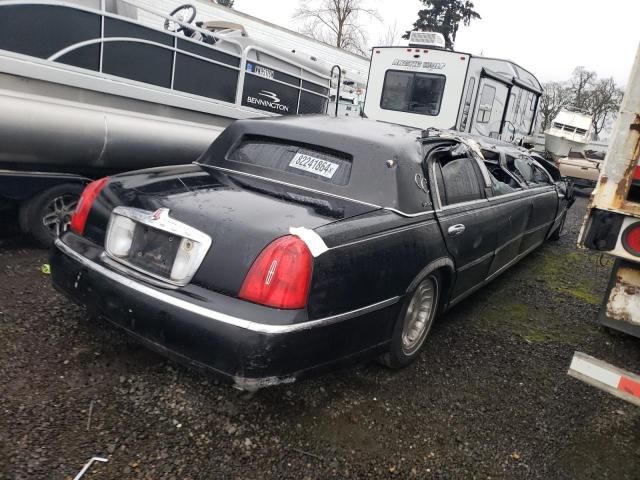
330;65;342;117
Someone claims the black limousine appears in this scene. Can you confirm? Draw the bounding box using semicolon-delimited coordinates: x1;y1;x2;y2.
51;116;573;389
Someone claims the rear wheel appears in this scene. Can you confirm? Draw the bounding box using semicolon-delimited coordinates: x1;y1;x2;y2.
379;272;440;369
19;184;83;248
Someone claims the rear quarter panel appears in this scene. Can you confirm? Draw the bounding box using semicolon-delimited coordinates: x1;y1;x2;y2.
308;209;449;319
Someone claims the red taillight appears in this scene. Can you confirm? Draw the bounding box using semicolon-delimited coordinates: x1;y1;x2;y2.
633;165;640;181
239;235;312;309
69;177;109;235
622;222;640;256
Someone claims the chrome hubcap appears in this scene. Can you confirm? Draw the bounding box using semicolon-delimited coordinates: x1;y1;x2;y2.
401;277;438;355
42;194;78;237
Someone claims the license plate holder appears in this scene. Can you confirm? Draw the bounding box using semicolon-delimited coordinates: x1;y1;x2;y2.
126;223;181;278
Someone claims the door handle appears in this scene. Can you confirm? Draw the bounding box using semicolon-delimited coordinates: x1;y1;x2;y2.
448;224;466;236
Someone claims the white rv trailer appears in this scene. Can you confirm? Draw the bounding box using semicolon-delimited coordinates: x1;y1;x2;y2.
363;32;543;145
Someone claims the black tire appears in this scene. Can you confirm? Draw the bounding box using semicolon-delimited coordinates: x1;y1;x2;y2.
19;183;83;248
549;214;566;241
379;271;441;369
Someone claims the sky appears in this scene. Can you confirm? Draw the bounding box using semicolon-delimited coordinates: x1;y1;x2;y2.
230;0;640;86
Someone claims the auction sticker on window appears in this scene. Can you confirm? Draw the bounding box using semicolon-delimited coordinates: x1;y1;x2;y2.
288;152;339;179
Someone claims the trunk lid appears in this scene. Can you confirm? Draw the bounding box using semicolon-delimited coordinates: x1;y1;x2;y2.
86;165;377;295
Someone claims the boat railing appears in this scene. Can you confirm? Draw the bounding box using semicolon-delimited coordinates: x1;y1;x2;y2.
108;0;333;90
0;0;331;114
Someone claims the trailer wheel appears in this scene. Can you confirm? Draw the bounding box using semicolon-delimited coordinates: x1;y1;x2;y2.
19;183;84;248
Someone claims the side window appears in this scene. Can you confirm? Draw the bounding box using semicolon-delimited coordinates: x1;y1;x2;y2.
504;154;527;184
480;150;521;195
476;84;496;123
435;157;485;206
513;157;534;183
487;169;516;196
531;163;553;185
512;157;551;186
460;77;475;131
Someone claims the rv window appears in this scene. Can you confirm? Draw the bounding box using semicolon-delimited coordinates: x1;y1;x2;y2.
476;85;496;123
380;70;446;116
460;77;475;131
518;92;528;123
512;92;520;121
228;136;352;186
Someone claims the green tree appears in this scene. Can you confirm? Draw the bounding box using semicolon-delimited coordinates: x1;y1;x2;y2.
403;0;480;50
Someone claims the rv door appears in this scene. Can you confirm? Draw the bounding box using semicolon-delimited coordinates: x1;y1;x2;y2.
471;78;508;140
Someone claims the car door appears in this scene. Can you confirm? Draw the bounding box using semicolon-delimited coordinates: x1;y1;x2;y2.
429;147;500;301
484;153;532;277
512;156;558;251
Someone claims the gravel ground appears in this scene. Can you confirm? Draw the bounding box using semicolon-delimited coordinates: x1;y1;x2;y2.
1;196;639;480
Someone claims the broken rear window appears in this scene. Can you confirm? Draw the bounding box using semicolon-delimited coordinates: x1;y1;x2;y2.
227;135;352;186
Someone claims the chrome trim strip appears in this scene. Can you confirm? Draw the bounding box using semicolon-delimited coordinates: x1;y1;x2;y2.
440;198;489;211
493;219;555;254
328;220;438;250
448;239;544;307
55;239;400;334
455;218;555;271
198;165;436;218
99;0;104;72
457;250;494;272
486;189;531;201
48;37;242;72
486;240;541;282
383;207;436;218
170;35;177;90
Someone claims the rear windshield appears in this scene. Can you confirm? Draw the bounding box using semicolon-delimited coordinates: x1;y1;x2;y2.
227;136;352;185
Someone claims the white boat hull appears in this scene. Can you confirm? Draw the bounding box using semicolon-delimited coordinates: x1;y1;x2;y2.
544;133;589;160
